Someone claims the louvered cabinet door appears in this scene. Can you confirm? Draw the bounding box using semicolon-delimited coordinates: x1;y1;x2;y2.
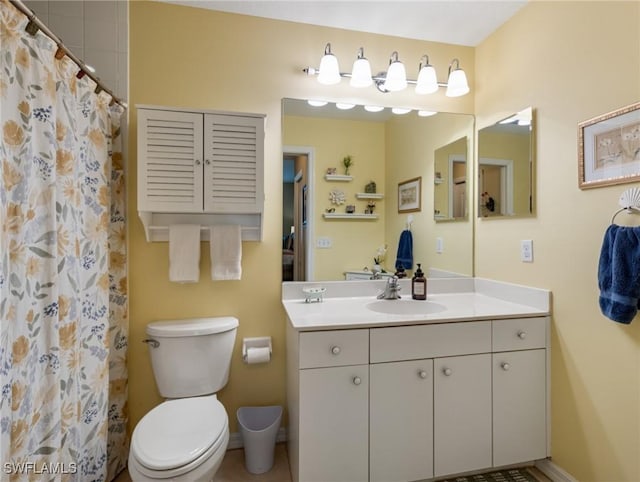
203;114;264;213
138;109;204;212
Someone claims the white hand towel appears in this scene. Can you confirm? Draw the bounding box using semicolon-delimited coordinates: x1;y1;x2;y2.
210;225;242;280
169;224;201;283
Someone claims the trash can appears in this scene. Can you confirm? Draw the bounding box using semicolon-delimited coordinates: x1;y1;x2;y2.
237;405;283;474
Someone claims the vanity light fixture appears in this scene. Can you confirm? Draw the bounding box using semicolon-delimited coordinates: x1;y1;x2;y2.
336;102;356;110
307;100;328;107
445;59;470;97
418;110;437;117
364;105;385;112
391;107;411;115
350;47;373;88
305;43;470;96
317;43;341;85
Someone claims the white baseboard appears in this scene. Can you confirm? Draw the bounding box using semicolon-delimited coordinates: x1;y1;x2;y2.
535;459;578;482
227;428;287;450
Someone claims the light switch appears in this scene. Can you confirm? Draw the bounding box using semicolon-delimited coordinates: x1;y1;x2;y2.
436;237;444;254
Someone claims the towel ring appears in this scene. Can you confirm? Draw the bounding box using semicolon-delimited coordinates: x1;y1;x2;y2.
611;188;640;224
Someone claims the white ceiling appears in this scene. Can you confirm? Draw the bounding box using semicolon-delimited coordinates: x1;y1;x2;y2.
161;0;527;47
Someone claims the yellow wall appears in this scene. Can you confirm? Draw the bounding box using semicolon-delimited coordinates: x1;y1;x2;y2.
475;2;640;480
129;0;473;433
283;115;387;279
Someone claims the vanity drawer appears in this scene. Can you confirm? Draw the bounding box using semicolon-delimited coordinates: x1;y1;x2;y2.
492;317;546;352
299;329;369;369
370;321;491;363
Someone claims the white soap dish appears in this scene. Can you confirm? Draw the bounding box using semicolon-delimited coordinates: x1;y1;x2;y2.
302;287;326;303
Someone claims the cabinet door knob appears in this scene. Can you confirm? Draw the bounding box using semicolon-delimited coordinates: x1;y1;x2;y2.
331;346;341;355
195;159;201;165
205;159;211;165
418;370;428;379
501;362;510;371
517;330;527;339
352;376;362;386
443;368;452;376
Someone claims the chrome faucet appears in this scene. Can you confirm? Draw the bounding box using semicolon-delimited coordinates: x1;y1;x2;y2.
377;276;402;300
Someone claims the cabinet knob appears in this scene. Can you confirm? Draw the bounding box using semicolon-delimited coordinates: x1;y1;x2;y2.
443;368;452;376
418;370;428;379
195;159;201;165
501;362;510;371
331;346;341;355
517;330;527;339
205;159;211;165
352;376;362;386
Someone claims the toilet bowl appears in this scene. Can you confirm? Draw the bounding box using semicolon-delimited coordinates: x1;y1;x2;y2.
129;317;239;482
129;395;229;481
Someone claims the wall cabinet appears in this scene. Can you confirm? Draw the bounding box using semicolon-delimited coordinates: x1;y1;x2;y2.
287;317;549;482
136;105;265;241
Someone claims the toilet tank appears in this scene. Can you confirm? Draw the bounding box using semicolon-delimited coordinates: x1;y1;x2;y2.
145;317;239;398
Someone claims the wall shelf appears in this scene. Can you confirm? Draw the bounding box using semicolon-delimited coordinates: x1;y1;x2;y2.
434;178;444;185
325;174;353;182
356;193;384;200
323;213;378;220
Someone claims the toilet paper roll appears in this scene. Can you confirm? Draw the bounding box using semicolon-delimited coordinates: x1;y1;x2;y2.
245;346;271;364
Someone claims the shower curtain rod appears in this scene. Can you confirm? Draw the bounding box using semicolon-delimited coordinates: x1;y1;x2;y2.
9;0;127;109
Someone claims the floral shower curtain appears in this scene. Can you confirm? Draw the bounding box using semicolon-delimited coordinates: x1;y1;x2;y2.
0;1;128;480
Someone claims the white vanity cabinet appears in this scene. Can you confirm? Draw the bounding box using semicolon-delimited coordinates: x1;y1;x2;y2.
286;316;550;482
370;360;434;482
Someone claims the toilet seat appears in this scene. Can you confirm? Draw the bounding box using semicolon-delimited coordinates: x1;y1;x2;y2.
131;395;228;478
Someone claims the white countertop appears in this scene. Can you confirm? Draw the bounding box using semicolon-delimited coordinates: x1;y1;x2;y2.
283;278;551;331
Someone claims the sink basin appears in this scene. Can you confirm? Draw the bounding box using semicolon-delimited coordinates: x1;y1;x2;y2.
366;299;447;315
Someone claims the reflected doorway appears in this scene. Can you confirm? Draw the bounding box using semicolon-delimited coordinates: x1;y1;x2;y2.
478;158;514;217
283;147;314;281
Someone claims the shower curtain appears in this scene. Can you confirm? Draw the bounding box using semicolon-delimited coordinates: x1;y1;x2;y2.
0;1;128;480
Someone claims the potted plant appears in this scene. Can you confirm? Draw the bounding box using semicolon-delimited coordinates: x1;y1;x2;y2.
342;155;353;175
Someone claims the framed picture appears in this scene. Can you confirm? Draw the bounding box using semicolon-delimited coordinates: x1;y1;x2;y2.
398;177;422;213
578;101;640;189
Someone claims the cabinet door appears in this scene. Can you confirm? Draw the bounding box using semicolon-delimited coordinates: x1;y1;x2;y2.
493;349;546;466
203;114;264;213
434;354;492;477
299;365;368;482
370;360;433;482
138;109;203;212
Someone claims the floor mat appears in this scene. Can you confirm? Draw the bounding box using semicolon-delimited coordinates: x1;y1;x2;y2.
440;468;538;482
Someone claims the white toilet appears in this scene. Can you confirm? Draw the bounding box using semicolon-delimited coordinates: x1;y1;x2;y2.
128;317;239;482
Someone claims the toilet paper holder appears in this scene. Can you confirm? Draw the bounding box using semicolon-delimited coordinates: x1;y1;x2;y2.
242;336;272;362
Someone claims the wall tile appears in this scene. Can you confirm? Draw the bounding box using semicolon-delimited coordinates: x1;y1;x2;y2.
49;1;83;18
84;1;117;23
49;14;84;47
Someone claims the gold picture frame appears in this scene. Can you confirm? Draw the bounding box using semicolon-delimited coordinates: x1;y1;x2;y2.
398;177;422;213
578;101;640;189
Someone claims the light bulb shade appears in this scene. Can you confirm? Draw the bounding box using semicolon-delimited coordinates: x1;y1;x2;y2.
364;105;385;112
383;58;407;92
415;64;438;95
391;107;411;115
350;57;373;87
418;110;437;117
336;103;355;110
446;68;469;97
318;52;341;85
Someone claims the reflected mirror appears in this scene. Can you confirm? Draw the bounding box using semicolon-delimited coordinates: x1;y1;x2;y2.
434;136;470;221
282;98;474;282
477;107;534;218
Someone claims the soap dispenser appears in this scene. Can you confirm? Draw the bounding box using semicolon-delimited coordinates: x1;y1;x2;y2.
412;263;427;300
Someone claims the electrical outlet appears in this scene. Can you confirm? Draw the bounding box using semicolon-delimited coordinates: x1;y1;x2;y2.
520;239;533;262
436;237;444;254
316;237;332;249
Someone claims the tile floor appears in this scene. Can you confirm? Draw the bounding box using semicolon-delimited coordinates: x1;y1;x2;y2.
115;445;551;482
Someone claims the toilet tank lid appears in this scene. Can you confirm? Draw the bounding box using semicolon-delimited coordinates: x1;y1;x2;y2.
146;317;239;337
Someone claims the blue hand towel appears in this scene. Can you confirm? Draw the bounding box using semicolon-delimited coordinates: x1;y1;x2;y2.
598;224;640;324
395;230;413;270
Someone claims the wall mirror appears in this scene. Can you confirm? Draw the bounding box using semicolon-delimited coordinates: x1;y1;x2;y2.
434;136;470;221
282;98;475;282
477;107;534;218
